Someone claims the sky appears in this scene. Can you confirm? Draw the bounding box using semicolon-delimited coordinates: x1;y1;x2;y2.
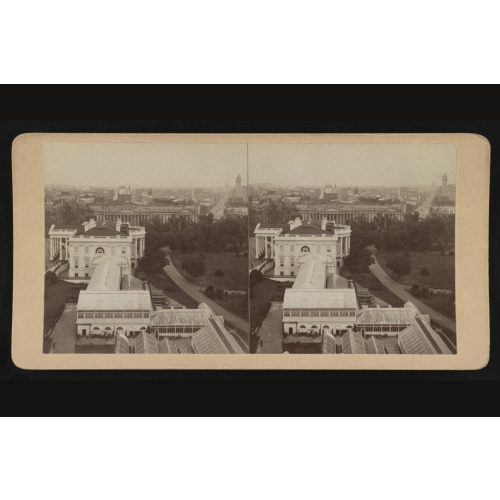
248;143;457;187
44;142;248;188
44;141;456;189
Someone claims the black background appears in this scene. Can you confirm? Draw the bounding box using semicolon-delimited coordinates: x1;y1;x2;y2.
0;86;498;414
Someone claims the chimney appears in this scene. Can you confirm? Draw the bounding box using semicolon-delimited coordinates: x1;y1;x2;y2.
321;217;327;231
116;218;122;232
89;218;96;229
289;217;302;230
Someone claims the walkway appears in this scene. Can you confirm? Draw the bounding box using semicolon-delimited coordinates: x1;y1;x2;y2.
369;256;456;334
50;303;77;353
256;303;283;353
163;260;249;350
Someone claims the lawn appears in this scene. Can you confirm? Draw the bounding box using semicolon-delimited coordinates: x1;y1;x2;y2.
209;293;248;321
348;272;405;308
377;250;455;290
250;278;293;333
44;280;74;336
136;270;199;309
170;251;248;291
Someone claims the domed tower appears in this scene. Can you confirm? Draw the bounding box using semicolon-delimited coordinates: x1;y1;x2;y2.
442;173;448;187
236;174;242;189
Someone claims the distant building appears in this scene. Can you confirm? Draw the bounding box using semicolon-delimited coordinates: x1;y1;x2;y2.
90;204;199;224
435;173;456;204
229;174;248;205
296;203;404;224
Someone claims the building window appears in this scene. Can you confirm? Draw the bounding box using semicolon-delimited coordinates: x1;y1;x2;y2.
291;271;294;276
84;312;94;318
111;247;115;255
327;245;332;252
75;273;78;277
74;246;79;254
94;312;103;318
301;246;310;253
280;271;284;276
290;257;294;267
74;258;79;268
124;312;133;318
85;273;89;278
85;247;89;254
122;248;126;254
290;245;294;252
280;257;284;267
77;312;84;318
85;257;89;268
279;245;284;252
134;312;142;318
143;312;149;318
115;312;123;318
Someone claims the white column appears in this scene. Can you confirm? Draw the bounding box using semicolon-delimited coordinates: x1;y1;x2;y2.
255;237;259;258
49;238;53;260
265;237;268;258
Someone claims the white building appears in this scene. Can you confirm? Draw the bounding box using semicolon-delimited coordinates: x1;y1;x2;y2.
76;257;152;339
48;218;146;279
254;217;351;277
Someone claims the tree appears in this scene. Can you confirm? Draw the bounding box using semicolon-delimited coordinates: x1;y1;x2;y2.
420;267;430;276
214;269;224;277
181;256;206;278
411;284;421;297
249;269;263;288
343;248;374;273
45;271;58;288
138;248;169;274
387;254;411;278
215;288;224;300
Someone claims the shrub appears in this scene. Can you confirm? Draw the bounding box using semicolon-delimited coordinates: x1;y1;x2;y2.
181;255;206;278
214;269;224;277
421;287;430;299
420;267;430;276
215;288;224;300
411;284;421;297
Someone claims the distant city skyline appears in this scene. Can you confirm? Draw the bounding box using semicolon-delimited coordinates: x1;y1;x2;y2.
44;142;247;188
248;143;456;187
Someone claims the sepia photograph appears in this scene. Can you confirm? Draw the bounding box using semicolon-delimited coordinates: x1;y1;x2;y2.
249;143;457;355
11;133;489;370
43;142;249;354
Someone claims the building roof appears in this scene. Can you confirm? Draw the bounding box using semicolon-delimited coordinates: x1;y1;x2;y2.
77;291;153;311
326;274;351;289
135;332;159;354
364;337;386;354
283;289;358;309
51;224;85;234
150;308;211;326
356;307;416;325
293;254;328;290
114;333;130;354
87;258;122;291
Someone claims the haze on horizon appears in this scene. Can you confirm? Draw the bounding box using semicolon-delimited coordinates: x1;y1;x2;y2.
248;143;457;187
44;142;248;188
